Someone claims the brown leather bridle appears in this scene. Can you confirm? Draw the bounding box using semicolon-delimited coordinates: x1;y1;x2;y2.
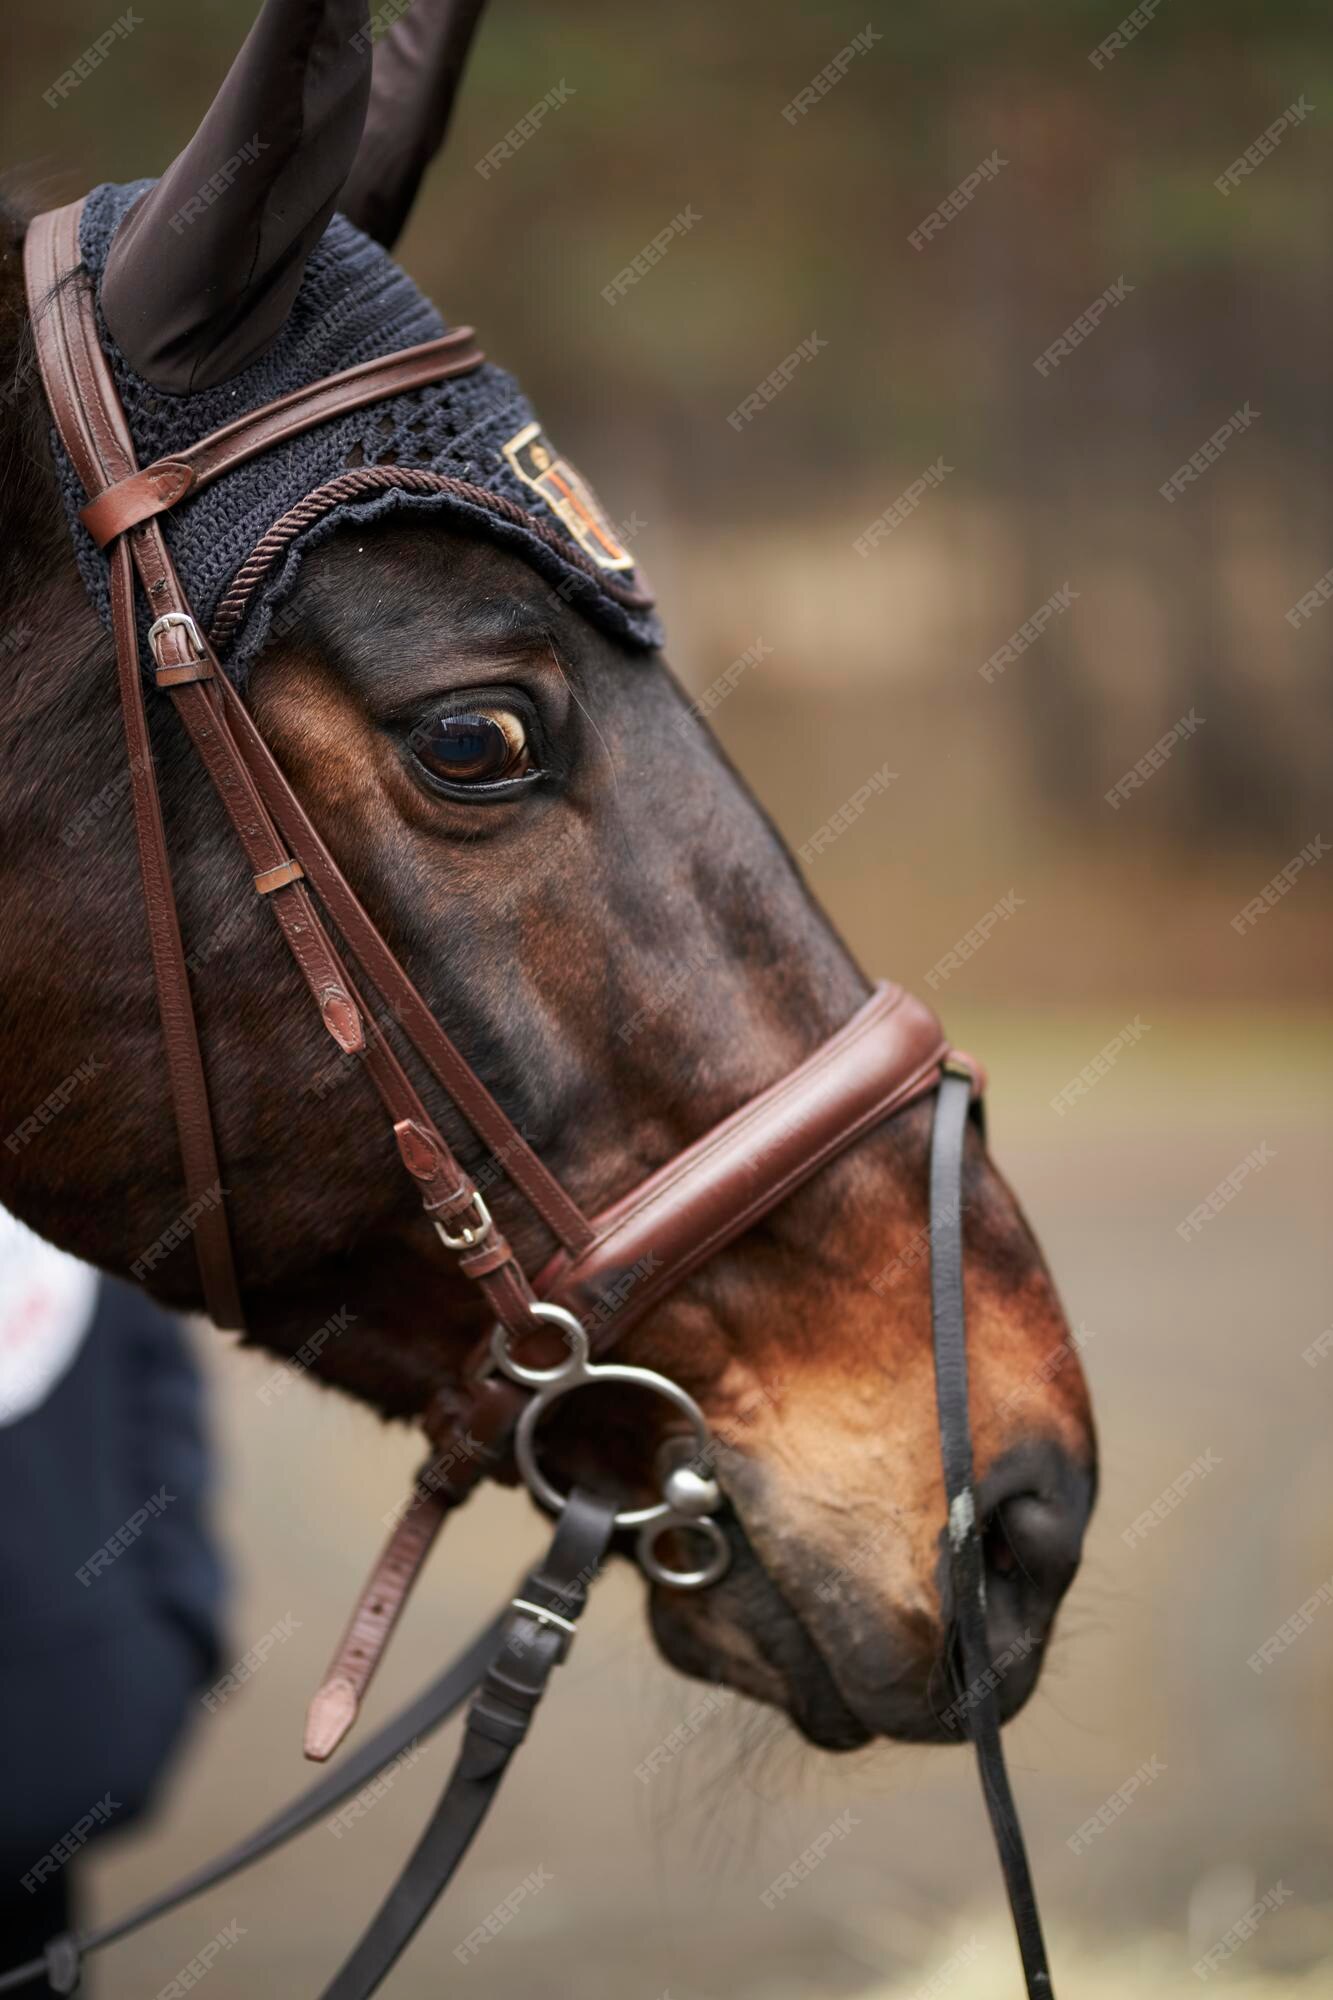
13;197;1057;2000
26;190;967;1685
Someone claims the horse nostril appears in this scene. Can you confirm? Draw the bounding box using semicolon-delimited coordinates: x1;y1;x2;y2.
976;1442;1094;1616
982;1509;1020;1577
984;1491;1082;1599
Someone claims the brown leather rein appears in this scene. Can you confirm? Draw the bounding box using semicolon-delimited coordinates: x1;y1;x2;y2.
13;197;1060;2000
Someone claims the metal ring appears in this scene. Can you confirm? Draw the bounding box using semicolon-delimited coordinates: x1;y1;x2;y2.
501;1305;718;1531
514;1360;715;1528
495;1303;730;1578
489;1300;588;1386
636;1513;731;1591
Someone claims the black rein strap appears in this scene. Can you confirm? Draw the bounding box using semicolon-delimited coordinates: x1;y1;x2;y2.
318;1490;616;1999
930;1071;1054;1996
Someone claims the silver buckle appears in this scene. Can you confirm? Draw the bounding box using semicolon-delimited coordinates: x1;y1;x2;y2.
147;611;205;665
432;1191;493;1253
509;1596;578;1660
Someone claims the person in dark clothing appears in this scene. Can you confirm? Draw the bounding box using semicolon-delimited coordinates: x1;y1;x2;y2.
0;1212;226;1977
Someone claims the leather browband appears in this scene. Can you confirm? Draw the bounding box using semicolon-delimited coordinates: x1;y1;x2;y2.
78;329;485;548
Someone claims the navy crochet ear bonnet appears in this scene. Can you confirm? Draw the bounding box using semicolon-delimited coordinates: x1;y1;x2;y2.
56;182;662;683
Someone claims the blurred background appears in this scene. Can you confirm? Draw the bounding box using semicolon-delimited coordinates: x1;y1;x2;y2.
4;0;1331;1993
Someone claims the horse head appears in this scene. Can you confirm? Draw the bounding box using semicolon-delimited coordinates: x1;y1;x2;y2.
0;0;1095;1755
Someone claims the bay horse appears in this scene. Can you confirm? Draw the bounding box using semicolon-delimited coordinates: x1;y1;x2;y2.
0;2;1095;1992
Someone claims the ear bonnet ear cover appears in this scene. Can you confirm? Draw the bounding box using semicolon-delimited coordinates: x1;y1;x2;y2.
50;182;661;684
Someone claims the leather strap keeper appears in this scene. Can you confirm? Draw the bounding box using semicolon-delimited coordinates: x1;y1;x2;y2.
253;859;306;895
154;661;213;687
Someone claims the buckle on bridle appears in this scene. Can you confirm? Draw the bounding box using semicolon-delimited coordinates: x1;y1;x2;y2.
148;611;212;685
148;610;205;660
509;1596;578;1661
433;1191;493;1252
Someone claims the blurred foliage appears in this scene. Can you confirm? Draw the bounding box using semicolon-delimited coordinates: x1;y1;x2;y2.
8;2;1328;475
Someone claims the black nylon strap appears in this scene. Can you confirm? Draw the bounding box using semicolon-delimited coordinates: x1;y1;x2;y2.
318;1490;617;2000
930;1072;1053;1996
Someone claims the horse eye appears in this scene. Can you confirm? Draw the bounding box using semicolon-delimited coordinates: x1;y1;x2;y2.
410;709;531;787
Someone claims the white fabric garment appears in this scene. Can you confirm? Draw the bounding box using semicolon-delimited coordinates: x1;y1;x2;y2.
0;1208;98;1426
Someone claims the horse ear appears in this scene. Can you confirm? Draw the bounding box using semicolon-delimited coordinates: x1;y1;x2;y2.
339;0;488;250
100;0;372;393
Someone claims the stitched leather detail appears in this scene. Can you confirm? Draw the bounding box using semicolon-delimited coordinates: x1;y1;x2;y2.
422;1182;476;1217
303;1485;452;1763
219;673;596;1256
320;988;364;1054
26;197;588;1332
394;1117;446;1181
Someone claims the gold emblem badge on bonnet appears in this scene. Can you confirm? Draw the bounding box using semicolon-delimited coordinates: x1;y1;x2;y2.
502;421;634;571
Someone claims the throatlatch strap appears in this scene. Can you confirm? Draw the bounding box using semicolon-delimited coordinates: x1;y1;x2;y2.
318;1491;617;2000
930;1073;1054;1997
